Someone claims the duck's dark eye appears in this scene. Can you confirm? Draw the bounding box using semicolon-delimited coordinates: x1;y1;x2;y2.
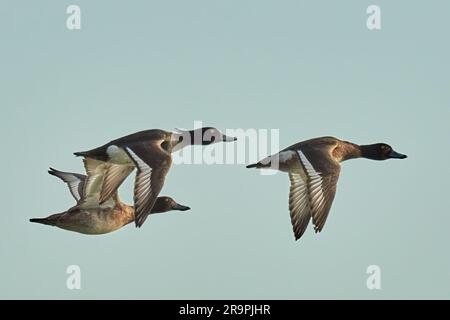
178;136;183;142
381;145;391;154
210;136;216;142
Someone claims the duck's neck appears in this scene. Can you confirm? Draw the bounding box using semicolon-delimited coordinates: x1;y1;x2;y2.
335;141;362;162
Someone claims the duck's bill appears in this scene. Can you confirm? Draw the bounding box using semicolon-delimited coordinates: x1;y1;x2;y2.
173;204;191;211
222;135;237;142
389;150;407;159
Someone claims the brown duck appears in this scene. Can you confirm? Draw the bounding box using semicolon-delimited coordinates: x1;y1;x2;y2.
246;136;407;240
30;168;190;235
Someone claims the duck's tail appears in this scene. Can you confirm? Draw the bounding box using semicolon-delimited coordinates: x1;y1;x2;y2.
246;161;271;169
73;151;87;157
74;146;109;162
29;218;55;226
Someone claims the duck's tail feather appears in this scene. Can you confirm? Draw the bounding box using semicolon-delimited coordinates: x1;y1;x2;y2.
73;151;87;157
246;162;271;169
74;146;109;162
29;218;55;226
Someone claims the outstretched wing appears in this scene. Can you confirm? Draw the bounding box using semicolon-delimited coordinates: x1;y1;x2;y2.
310;172;340;232
124;141;172;227
286;149;341;240
288;171;312;240
99;164;134;204
78;158;112;208
296;150;340;234
48;168;86;202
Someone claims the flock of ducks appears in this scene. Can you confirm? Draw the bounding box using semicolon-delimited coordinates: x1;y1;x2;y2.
30;127;407;241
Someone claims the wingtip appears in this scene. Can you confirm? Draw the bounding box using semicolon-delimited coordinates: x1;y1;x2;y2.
135;220;143;228
135;215;149;228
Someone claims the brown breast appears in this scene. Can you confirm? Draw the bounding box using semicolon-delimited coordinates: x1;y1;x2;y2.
332;141;362;162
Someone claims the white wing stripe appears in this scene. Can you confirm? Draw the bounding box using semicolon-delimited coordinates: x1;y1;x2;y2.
126;147;154;214
288;172;312;239
68;182;81;201
297;150;321;176
297;150;325;208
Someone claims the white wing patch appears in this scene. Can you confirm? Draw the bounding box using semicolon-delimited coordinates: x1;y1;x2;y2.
49;170;84;202
67;179;82;201
288;171;311;239
297;150;325;213
125;147;153;208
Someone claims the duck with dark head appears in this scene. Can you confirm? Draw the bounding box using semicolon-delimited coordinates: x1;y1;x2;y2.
73;126;236;228
246;136;407;241
332;140;408;162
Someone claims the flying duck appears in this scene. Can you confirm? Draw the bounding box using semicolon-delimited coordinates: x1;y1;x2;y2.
30;168;190;235
246;136;407;240
73;127;236;227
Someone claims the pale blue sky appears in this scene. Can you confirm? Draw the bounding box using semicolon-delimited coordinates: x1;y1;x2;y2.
1;1;449;299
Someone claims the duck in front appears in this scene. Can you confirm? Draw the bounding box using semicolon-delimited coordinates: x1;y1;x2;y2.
246;136;407;240
30;168;190;235
74;127;236;227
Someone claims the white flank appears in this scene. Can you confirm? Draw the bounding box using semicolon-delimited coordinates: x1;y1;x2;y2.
107;145;133;165
278;150;296;163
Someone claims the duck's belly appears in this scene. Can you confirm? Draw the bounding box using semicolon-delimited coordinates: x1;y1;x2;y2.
106;145;134;165
55;208;131;235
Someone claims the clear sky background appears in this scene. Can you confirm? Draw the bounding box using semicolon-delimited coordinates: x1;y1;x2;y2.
1;1;449;299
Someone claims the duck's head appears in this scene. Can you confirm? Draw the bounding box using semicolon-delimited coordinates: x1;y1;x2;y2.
360;143;407;160
151;197;191;214
174;127;237;146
